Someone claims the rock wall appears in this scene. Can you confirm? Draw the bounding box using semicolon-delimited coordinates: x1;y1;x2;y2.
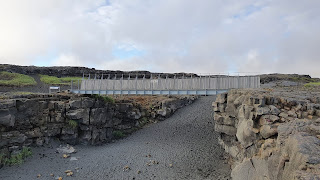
213;89;320;180
0;93;197;165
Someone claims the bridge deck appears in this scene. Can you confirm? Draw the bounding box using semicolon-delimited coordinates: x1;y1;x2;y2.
70;89;228;95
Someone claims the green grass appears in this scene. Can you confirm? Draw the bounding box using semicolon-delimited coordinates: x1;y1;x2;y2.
304;82;320;87
112;130;126;139
92;94;115;104
68;119;78;129
39;74;82;85
0;71;36;86
0;147;32;166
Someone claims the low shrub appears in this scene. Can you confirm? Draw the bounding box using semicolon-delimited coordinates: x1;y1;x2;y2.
112;130;126;139
1;147;32;166
68;119;78;129
92;94;115;104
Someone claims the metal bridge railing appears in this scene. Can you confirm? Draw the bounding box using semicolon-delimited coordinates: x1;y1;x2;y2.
70;74;260;95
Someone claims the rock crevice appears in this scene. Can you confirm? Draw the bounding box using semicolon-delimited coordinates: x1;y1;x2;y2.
0;93;197;166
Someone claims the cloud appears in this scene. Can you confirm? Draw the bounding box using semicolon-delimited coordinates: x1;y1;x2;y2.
52;54;84;67
0;0;320;77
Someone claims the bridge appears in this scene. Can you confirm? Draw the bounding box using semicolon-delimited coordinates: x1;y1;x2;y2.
70;74;260;95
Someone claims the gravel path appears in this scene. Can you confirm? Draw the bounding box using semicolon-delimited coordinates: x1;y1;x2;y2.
0;96;231;180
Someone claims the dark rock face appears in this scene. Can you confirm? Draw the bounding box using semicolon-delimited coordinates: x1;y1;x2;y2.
260;73;312;84
213;89;320;180
0;64;197;79
0;93;197;165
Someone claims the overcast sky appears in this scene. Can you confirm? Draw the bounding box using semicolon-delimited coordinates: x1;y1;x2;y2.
0;0;319;77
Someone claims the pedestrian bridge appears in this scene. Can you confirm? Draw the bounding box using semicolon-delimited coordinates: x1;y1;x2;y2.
70;75;260;95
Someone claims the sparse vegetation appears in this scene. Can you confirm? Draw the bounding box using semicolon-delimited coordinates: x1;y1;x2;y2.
39;74;82;85
0;71;36;86
304;82;320;87
68;119;78;129
112;130;126;139
139;117;149;126
92;94;115;104
1;147;32;166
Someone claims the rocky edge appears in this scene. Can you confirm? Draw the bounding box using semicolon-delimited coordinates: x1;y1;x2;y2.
213;89;320;180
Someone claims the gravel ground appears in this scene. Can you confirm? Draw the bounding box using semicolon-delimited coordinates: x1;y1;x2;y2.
0;96;231;180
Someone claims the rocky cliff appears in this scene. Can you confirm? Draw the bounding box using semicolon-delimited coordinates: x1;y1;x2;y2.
213;89;320;180
0;93;197;166
0;64;196;78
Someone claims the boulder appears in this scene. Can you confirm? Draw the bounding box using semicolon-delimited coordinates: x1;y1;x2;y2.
1;131;27;144
269;105;281;115
236;119;256;148
0;112;15;127
0;100;16;109
231;158;270;180
90;108;112;126
68;100;81;109
81;98;95;108
214;113;235;126
259;115;280;125
260;124;278;139
216;93;227;103
25;128;43;138
157;108;171;117
215;124;237;136
256;106;271;116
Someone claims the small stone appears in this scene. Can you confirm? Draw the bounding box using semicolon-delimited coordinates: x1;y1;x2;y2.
146;154;151;158
308;115;313;119
66;172;73;176
298;164;307;171
317;135;320;139
56;144;76;154
50;173;54;177
137;170;141;174
169;164;173;167
123;165;130;171
63;154;70;158
37;174;41;178
70;157;78;161
55;176;62;180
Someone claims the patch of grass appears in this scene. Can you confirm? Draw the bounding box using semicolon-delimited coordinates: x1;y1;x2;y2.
92;94;115;104
0;153;5;165
39;74;82;85
112;130;126;139
1;147;32;166
0;71;36;86
139;117;149;126
68;119;78;129
304;82;320;87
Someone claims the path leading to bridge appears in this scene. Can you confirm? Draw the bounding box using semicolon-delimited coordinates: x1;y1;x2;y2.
0;96;231;180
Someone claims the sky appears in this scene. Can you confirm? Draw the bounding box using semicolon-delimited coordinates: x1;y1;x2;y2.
0;0;319;77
